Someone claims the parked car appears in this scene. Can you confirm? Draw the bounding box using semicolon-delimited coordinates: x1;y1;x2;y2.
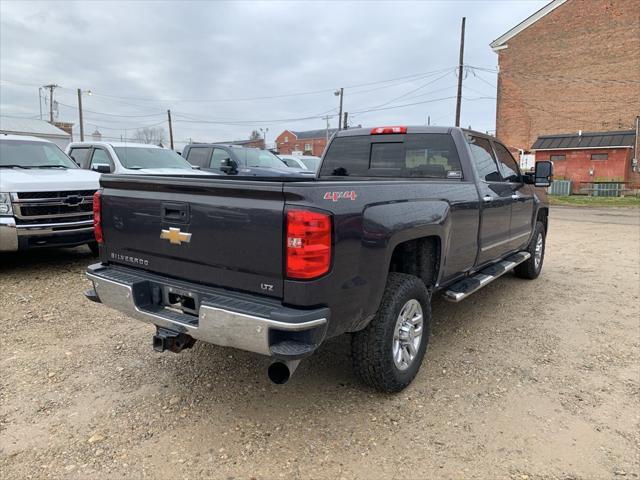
278;154;322;172
66;142;208;175
0;135;100;253
84;126;552;392
182;144;314;177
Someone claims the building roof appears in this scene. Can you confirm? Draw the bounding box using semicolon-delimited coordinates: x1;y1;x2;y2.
290;128;339;140
531;130;636;150
1;134;56;143
0;115;71;138
217;139;264;146
490;0;568;51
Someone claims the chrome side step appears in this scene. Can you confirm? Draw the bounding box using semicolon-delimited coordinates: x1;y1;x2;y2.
443;251;531;302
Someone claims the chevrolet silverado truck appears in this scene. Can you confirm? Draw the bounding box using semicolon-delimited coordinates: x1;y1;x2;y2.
85;126;552;392
1;135;100;253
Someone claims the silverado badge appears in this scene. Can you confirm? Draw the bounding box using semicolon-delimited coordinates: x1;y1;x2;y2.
160;227;192;245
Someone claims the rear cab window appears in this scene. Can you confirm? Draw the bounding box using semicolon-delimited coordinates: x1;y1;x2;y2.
319;133;463;179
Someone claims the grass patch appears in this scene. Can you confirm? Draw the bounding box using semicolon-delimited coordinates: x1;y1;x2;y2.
549;195;640;207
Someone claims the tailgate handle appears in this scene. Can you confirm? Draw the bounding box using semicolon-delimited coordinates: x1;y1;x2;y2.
161;202;190;223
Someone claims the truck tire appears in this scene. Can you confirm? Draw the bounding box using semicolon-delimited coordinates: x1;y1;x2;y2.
351;273;430;393
514;221;546;279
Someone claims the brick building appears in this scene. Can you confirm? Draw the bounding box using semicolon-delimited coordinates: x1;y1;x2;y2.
217;138;265;149
275;128;338;156
532;129;638;192
491;0;640;152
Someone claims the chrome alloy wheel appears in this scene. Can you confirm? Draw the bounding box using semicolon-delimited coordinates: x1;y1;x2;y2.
534;233;544;270
392;299;424;371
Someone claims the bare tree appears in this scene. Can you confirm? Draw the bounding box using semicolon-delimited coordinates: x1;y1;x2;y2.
249;130;261;140
133;127;166;145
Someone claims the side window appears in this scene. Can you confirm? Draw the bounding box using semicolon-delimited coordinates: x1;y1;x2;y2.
210;148;231;169
185;147;212;168
467;136;501;182
69;148;91;168
90;148;113;172
493;142;521;182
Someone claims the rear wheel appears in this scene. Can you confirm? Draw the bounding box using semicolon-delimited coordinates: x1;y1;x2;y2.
351;273;430;393
514;221;546;279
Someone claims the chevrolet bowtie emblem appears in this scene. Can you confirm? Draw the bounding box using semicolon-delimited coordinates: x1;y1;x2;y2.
160;227;192;245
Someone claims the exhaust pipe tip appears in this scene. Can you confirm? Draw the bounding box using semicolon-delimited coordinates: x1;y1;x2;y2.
268;360;300;384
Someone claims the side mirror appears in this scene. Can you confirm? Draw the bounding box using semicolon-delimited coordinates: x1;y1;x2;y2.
534;161;553;187
219;158;238;174
92;164;111;174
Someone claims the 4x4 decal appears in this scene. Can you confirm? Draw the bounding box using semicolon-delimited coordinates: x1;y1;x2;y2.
323;191;358;202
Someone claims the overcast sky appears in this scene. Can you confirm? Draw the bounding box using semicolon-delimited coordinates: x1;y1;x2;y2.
0;0;546;145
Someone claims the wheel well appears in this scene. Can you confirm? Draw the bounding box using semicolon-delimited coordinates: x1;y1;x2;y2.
537;208;549;231
389;237;440;289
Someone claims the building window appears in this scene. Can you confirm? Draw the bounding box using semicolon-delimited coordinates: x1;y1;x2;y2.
591;153;608;160
284;136;288;143
550;154;565;161
304;143;312;151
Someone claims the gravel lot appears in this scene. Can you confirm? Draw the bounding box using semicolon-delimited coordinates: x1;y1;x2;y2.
1;207;638;480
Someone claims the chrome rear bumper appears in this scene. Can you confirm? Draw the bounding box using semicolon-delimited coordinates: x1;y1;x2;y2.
86;263;328;358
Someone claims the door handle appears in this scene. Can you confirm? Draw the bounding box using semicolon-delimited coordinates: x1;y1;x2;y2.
483;195;493;202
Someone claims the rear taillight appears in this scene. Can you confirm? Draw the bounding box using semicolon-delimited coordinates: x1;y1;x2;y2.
370;126;407;135
93;190;103;244
286;209;332;279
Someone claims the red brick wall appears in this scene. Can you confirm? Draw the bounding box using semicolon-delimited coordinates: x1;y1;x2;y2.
496;0;640;151
275;130;329;156
535;147;634;191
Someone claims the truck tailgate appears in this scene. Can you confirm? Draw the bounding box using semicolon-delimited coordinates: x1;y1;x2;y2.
99;175;285;298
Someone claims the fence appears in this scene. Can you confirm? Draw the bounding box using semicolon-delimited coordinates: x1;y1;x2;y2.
549;180;572;196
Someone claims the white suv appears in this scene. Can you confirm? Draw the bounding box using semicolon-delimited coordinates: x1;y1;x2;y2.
0;135;100;252
66;141;208;175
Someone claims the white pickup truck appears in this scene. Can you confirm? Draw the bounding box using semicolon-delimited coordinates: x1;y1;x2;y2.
0;135;101;253
66;141;207;175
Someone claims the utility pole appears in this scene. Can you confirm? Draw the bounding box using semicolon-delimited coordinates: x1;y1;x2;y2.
260;127;269;149
77;88;85;142
38;88;43;120
323;115;331;142
343;112;348;130
43;84;59;123
167;109;174;150
428;115;431;126
335;88;344;130
454;17;466;127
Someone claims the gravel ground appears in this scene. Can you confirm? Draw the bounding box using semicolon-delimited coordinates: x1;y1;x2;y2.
1;207;638;480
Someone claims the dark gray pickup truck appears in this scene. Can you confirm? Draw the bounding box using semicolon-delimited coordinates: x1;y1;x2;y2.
85;126;552;392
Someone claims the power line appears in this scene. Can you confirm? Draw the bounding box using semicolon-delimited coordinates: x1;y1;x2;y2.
56;101;165;118
56;67;459;104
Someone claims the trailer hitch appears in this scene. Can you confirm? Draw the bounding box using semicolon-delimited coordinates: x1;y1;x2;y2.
152;328;196;353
